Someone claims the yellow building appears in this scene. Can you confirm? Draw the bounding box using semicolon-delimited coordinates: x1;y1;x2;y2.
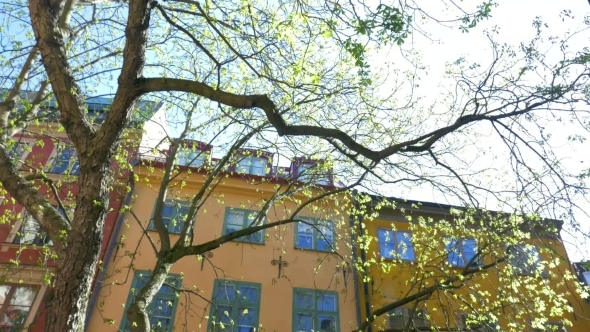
354;195;590;332
86;142;358;332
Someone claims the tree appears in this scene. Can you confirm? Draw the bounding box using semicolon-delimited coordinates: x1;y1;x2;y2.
0;0;588;331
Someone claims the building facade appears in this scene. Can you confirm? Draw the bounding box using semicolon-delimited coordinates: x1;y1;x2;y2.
85;143;358;331
0;96;165;331
355;196;590;332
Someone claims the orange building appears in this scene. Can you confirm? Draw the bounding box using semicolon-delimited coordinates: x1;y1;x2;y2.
355;196;590;332
86;143;358;332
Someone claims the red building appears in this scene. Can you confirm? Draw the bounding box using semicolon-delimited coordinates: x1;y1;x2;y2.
0;95;166;331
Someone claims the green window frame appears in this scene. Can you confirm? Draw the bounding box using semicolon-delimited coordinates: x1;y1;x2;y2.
209;280;262;331
119;270;182;332
222;208;265;244
292;288;339;332
148;200;190;234
294;217;335;252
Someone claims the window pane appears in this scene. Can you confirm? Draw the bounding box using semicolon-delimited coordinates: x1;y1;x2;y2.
149;317;171;332
10;287;37;306
317;222;334;251
380;243;396;259
396;232;415;261
294;291;314;309
214;284;236;302
377;229;394;245
211;304;233;324
446;239;462;266
318;315;337;332
237;158;251;174
297;164;312;182
236;307;257;330
294;313;314;331
583;272;590;285
0;285;9;305
462;239;477;266
251;158;266;176
152;298;173;316
297;223;314;249
8;143;27;160
317;294;336;312
388;309;406;328
237;286;259;303
227;211;245;226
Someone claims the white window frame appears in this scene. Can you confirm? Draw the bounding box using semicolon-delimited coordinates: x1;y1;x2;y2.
175;148;206;168
236;156;267;176
7;139;34;169
46;144;79;175
0;283;47;331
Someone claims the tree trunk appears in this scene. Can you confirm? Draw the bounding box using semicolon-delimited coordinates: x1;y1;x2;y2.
43;167;110;332
126;260;173;332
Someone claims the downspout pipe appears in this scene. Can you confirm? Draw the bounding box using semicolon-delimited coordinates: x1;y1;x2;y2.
350;212;363;330
352;190;373;332
85;159;138;328
358;212;373;332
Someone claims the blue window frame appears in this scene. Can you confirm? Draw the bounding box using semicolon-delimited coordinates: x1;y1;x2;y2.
508;244;543;275
445;238;480;268
49;147;79;175
293;288;339;332
120;271;182;332
223;208;265;244
148;200;190;234
377;229;415;261
295;217;335;252
209;280;261;332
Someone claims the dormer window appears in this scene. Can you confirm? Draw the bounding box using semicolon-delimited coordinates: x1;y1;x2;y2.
237;157;267;176
172;140;212;168
233;149;272;176
293;158;332;185
176;149;206;168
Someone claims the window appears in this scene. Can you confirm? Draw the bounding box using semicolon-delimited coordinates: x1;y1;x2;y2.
0;284;39;331
13;208;69;246
583;271;590;285
461;313;498;332
295;217;335;252
377;229;415;261
223;208;265;244
236;157;267;176
7;142;28;161
387;307;429;330
209;280;261;332
175;149;206;168
149;200;190;234
445;238;480;268
508;245;543;275
48;147;79;175
293;289;339;332
296;163;330;185
120;271;182;332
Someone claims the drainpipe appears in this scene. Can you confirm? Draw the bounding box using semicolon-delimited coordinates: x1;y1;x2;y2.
350;213;363;330
85;161;137;328
352;192;372;332
358;212;373;332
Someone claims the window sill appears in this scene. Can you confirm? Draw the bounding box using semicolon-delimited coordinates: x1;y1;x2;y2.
228;238;266;245
379;256;416;263
1;242;55;253
294;246;336;254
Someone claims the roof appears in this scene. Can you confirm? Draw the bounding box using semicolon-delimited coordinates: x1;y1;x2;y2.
2;90;162;129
